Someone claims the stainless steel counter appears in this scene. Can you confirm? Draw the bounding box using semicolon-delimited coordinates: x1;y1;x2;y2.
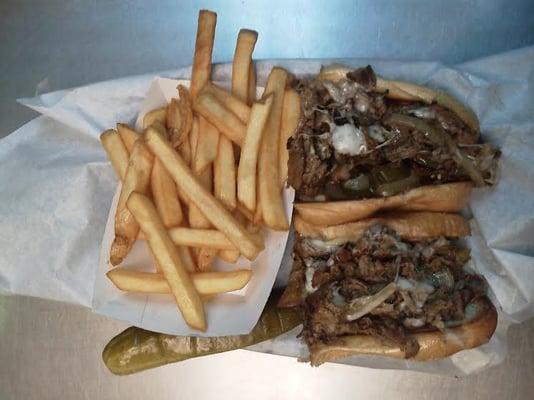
1;1;534;399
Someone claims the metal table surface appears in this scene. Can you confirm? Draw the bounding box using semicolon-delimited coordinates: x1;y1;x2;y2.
1;1;534;399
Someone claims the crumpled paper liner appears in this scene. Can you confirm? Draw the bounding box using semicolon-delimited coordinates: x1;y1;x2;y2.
1;47;533;374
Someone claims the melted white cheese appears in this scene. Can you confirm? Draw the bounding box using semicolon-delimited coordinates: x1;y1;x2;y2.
397;278;435;309
331;124;367;155
305;266;317;294
397;278;434;294
308;239;340;252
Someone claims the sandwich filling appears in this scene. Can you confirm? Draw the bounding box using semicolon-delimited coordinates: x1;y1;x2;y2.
293;225;490;358
288;66;500;201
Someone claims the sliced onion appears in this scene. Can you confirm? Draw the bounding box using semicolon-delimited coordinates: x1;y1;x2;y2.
345;282;397;321
385;113;486;186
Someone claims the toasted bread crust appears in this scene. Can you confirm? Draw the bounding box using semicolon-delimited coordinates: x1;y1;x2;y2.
309;297;497;365
295;182;472;226
294;211;470;242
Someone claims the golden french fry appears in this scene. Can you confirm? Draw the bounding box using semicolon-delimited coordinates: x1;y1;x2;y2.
204;83;251;123
247;62;256;105
232;29;258;103
219;249;240;263
175;117;200;206
190;116;200;157
237;95;274;213
143;107;166;130
214;135;237;210
193;92;247;146
145;128;263;260
190;10;217;98
100;129;129;180
127;192;205;330
279;89;301;188
116;124;140;154
235;208;264;248
188;165;212;229
197;247;218;271
258;67;289;230
107;268;251;295
167;86;194;147
151;158;183;228
247;219;261;234
178;134;192;166
110;141;154;265
169;227;236;250
236;202;255;222
253;194;263;225
217;210;262;263
166;99;182;139
194;117;220;174
177;246;197;272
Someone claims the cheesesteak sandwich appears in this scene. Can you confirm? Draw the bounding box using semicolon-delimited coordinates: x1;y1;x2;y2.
289;65;499;225
279;211;497;365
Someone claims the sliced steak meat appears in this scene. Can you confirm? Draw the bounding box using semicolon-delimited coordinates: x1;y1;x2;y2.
287;136;305;191
289;66;499;201
347;65;377;89
292;224;491;359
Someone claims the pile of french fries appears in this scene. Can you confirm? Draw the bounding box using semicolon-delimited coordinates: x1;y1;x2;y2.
99;10;301;331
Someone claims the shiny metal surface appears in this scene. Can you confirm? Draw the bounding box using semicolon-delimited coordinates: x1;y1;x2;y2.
1;1;534;399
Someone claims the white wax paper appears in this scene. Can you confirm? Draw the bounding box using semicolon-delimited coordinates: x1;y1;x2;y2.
1;47;533;374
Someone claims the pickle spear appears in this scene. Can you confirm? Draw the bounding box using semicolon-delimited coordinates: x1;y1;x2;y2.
102;292;302;375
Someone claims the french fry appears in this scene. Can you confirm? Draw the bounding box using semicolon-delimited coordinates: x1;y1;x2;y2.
197;247;218;271
193;92;247;146
232;29;258;103
235;210;264;247
236;202;255;222
177;246;197;272
166;86;194;147
145;128;263;260
107;268;251;295
143;107;166;130
116;124;140;154
247;219;261;234
193;117;220;174
100;129;129;180
279;89;301;188
176;117;200;206
237;95;274;212
188;165;212;229
169;227;237;250
217;210;249;263
178;134;192;166
190;116;200;158
127;192;205;331
219;249;240;263
110;141;154;265
204;83;251;123
151;158;183;228
258;67;289;230
253;197;263;225
214;135;237;210
190;10;217;98
218;209;263;262
166;99;182;141
247;62;257;105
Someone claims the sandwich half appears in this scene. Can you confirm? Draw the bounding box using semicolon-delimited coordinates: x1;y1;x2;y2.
288;65;499;225
279;211;497;365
